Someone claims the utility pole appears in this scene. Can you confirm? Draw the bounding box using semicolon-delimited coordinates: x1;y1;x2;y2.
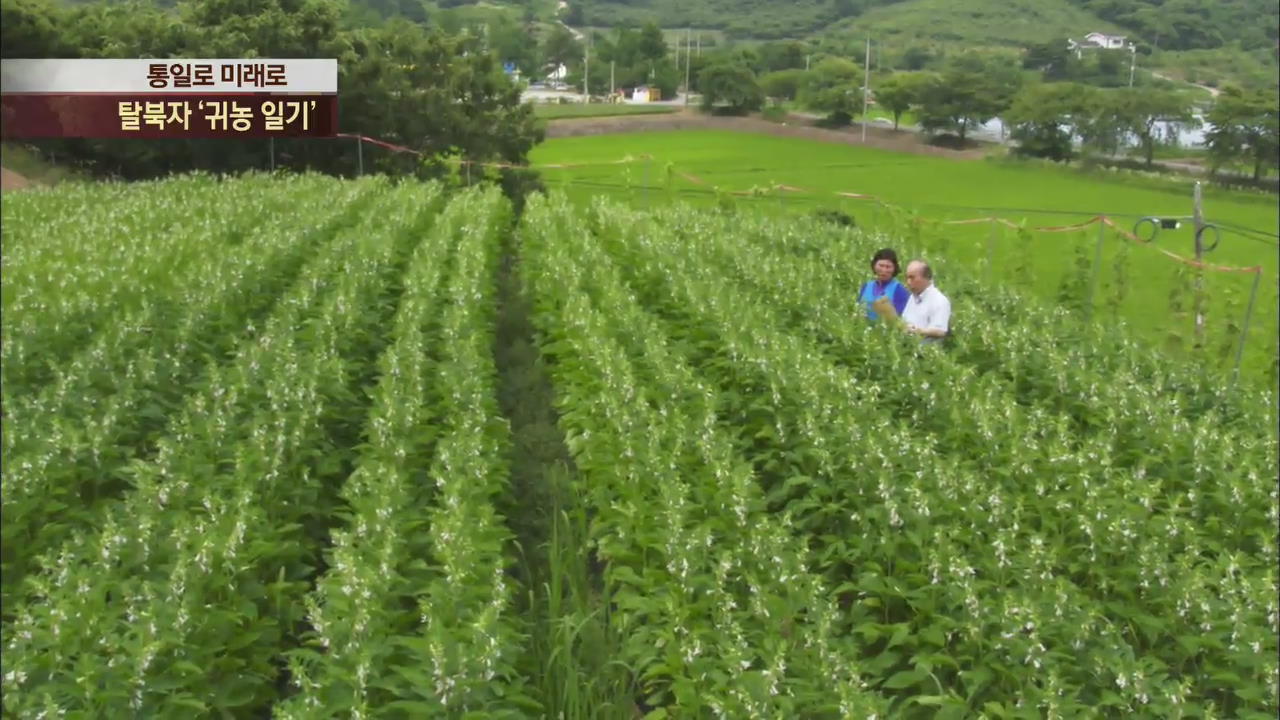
584;32;590;102
610;60;615;99
696;32;700;57
684;28;692;106
1192;181;1206;345
861;35;870;143
675;32;681;86
1128;43;1136;87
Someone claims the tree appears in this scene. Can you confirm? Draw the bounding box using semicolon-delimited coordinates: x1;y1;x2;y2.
488;14;540;76
1;0;73;58
542;24;580;69
636;21;667;63
1023;37;1077;81
340;21;543;176
897;44;937;71
1005;82;1096;161
913;52;1021;142
562;0;584;26
698;63;764;115
873;71;927;130
915;72;989;141
11;1;543;186
1093;49;1124;85
760;68;804;101
758;40;808;73
1109;87;1197;167
799;57;863;126
1074;89;1127;157
1206;86;1280;180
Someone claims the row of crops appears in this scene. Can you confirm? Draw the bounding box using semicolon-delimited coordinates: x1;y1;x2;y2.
2;173;1276;719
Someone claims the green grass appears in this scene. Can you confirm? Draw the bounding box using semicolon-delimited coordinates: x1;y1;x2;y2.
1;143;86;186
530;128;1280;384
533;103;679;119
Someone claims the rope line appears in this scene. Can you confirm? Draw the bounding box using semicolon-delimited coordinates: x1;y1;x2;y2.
334;133;1272;275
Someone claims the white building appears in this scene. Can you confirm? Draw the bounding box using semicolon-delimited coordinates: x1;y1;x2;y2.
1067;32;1131;59
1084;32;1128;49
545;63;568;82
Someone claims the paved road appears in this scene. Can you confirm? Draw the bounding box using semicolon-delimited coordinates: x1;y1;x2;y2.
523;88;692;105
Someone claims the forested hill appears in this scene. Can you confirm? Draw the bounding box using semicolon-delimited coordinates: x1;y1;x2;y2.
431;0;1278;51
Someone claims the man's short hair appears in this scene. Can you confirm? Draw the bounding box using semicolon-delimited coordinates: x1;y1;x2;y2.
909;260;933;280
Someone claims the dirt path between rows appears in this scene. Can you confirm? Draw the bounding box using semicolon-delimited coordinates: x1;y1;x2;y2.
544;108;991;160
1;167;34;192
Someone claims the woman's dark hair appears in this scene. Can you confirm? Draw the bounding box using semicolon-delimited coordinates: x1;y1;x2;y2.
870;248;900;276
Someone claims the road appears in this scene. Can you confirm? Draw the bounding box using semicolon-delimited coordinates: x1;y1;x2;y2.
1151;70;1221;99
523;88;692;105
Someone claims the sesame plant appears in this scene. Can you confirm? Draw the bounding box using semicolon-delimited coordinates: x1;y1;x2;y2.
564;196;1277;719
2;175;1274;720
3;177;418;716
0;174;382;611
278;186;535;718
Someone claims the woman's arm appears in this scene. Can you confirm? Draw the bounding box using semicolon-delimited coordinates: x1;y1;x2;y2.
892;284;910;314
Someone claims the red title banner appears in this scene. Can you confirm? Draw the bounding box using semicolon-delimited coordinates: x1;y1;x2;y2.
1;94;338;139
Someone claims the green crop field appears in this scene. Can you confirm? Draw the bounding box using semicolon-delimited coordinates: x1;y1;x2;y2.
2;173;1277;718
529;129;1280;385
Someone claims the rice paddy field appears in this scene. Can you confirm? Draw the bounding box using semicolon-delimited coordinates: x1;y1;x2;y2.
2;168;1277;719
530;129;1280;386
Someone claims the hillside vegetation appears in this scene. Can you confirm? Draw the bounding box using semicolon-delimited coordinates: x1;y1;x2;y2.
418;0;1277;87
489;0;1278;52
823;0;1129;53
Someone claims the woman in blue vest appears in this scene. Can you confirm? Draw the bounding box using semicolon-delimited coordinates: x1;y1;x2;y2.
859;248;911;321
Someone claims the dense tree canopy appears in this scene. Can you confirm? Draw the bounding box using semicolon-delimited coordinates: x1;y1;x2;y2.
1205;86;1280;180
698;62;764;114
798;56;864;127
0;0;542;184
1004;82;1096;161
913;52;1022;142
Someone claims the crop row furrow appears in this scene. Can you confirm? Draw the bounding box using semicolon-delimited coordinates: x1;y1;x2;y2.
522;194;888;718
275;186;536;718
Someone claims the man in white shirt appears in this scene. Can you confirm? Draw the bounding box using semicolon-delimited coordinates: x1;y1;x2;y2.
900;260;950;344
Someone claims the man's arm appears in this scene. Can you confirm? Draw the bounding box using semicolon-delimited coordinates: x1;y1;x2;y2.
905;296;950;337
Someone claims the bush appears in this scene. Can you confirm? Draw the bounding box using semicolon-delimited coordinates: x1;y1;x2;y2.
811;208;856;227
761;104;788;123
